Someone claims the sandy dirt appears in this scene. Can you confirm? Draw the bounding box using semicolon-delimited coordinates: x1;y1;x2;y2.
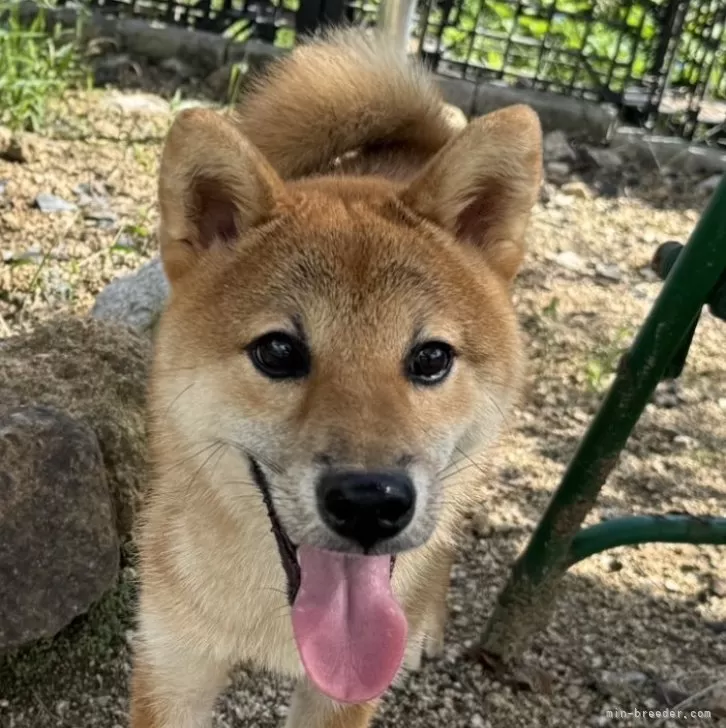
0;87;724;728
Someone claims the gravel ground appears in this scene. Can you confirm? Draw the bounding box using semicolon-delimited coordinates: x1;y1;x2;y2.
0;86;724;728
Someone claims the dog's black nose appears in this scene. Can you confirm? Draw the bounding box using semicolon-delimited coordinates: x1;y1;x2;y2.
317;470;416;550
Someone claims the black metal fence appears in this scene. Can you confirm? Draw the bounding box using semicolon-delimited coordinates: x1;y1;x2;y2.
79;0;726;147
417;0;726;146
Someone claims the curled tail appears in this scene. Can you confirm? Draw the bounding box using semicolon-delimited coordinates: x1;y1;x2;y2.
235;27;456;179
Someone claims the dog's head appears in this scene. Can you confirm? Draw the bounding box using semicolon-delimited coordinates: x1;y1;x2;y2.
152;105;542;702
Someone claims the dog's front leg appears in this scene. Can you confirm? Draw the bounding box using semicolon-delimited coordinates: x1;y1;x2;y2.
404;546;456;672
129;631;229;728
285;679;379;728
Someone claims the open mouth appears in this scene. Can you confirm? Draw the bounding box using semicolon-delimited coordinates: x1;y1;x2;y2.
248;457;301;602
248;456;408;705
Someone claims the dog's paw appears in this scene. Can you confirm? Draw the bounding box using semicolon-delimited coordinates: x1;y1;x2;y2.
404;625;446;673
404;646;423;672
422;627;445;660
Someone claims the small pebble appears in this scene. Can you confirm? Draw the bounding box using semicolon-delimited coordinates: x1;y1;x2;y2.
561;181;590;199
594;262;623;282
34;193;77;214
554;250;587;273
698;174;722;194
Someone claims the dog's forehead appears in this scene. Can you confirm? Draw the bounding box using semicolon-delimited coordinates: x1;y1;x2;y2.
237;209;447;310
272;241;437;300
195;188;493;348
240;239;443;346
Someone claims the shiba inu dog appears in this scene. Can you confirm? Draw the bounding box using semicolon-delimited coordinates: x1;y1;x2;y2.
130;25;542;728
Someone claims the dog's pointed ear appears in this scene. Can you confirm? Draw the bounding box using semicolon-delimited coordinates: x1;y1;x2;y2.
400;105;542;282
158;108;286;283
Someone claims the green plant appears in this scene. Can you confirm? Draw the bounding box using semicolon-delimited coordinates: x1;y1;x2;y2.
585;325;633;393
226;61;248;106
0;1;90;132
542;296;561;320
169;87;184;113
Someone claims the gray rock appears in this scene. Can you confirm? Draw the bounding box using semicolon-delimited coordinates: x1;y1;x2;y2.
0;317;152;539
6;246;43;265
83;206;117;228
653;384;682;409
160;56;195;79
553;250;587;273
585;146;623;170
620;671;650;687
545;161;571;184
543;130;576;163
597;669;650;693
673;433;699;450
594;262;623;282
561;180;590;198
698;173;722;194
74;181;111;202
34;193;77;214
74;183;117;228
0;405;118;651
91;258;169;334
92;53;140;87
103;92;170;115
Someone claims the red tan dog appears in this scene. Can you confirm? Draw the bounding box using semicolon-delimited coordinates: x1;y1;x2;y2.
130;26;542;728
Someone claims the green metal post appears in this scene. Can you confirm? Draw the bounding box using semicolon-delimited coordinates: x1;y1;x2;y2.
479;177;726;662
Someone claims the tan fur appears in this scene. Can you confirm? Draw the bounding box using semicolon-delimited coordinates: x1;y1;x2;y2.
234;28;456;179
131;25;542;728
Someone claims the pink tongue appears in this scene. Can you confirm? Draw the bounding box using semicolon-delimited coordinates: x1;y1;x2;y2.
291;545;407;704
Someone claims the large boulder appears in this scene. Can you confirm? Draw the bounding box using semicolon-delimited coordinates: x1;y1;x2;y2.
0;406;118;650
0;316;151;539
91;257;169;335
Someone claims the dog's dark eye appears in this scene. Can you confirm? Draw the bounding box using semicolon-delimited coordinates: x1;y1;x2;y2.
406;341;454;385
249;332;310;379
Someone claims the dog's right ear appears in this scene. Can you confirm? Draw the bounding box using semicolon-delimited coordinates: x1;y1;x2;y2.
157;108;286;283
400;104;542;283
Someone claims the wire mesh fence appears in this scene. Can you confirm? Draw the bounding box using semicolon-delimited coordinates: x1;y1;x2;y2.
67;0;726;147
414;0;726;145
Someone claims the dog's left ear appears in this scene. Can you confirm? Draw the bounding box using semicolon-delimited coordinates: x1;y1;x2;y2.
400;104;542;282
157;108;286;284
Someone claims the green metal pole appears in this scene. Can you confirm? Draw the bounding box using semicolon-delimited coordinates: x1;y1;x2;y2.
479;177;726;662
566;515;726;568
